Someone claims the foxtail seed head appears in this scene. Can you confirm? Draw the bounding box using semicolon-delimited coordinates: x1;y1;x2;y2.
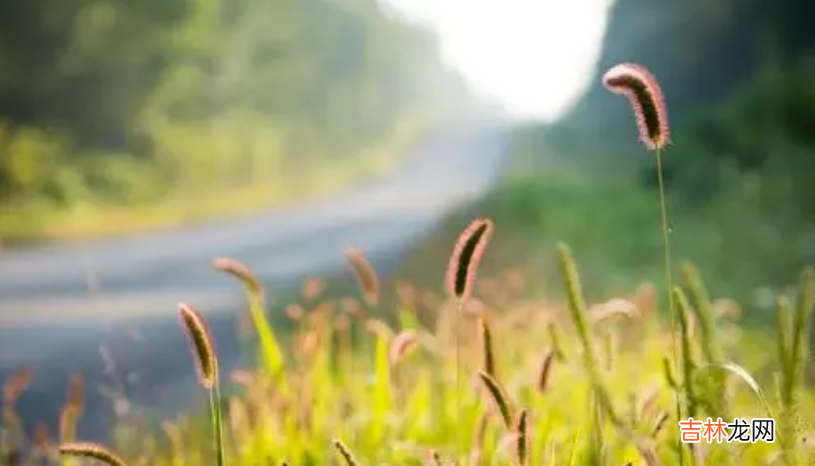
603;62;670;151
212;257;263;294
59;442;129;466
515;408;530;465
477;369;513;429
537;349;555;393
332;439;359;466
3;366;34;406
446;218;494;302
478;315;497;378
651;411;669;438
178;303;218;389
343;247;380;307
426;450;444;466
389;329;420;367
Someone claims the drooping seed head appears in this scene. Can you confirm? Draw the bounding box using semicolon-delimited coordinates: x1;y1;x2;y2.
477;369;513;428
425;450;444;466
446;218;495;302
212;257;263;294
389;329;420;366
603;62;670;151
3;366;34;406
300;276;325;302
515;408;530;465
588;298;640;324
478;315;497;378
177;303;218;389
537;349;555;393
343;247;380;307
59;442;129;466
332;439;359;466
637;384;660;419
365;318;394;341
651;411;669;438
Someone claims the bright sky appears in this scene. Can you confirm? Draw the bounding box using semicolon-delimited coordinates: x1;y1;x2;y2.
383;0;614;121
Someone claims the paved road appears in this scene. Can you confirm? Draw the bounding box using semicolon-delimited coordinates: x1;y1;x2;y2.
0;123;509;442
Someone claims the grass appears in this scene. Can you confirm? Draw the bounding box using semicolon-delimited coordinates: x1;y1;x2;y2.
2;61;814;466
5;237;813;465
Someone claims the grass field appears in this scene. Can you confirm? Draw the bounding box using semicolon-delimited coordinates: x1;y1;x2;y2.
3;63;814;466
5;234;812;465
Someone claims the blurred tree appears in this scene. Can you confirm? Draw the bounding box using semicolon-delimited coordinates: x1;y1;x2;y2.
0;0;473;217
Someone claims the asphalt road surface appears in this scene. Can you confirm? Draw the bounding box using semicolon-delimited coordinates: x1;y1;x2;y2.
0;123;509;443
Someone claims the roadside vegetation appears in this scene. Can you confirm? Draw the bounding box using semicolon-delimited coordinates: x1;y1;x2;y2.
2;61;815;466
0;0;472;243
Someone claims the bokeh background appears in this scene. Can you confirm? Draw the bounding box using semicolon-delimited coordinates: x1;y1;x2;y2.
1;0;814;458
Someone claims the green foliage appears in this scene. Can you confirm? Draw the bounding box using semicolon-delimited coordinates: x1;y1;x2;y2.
6;239;814;465
0;0;472;241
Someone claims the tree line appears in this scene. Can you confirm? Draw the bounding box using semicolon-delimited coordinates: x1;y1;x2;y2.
0;0;474;237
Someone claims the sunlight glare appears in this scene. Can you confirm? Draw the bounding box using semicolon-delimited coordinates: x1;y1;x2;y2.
384;0;614;121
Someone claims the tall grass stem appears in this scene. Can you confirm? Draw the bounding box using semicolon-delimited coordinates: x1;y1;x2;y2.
655;147;684;466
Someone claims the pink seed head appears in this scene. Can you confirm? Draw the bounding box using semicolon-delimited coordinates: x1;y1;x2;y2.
603;62;670;151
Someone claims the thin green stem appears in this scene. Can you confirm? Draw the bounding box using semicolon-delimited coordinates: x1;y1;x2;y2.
210;382;225;466
455;299;465;465
655;148;684;466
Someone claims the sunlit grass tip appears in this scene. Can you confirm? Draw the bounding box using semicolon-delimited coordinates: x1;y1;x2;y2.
59;442;129;466
602;62;670;151
445;217;494;302
343;246;381;306
389;329;420;366
212;257;263;294
177;302;218;389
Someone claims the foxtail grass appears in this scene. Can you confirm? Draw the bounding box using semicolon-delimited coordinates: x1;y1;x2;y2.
213;258;284;380
178;303;225;466
478;314;497;378
445;217;494;458
426;450;445;465
58;442;129;466
537;349;555;393
774;267;815;465
445;218;494;303
344;246;381;307
332;439;359;466
477;369;513;429
389;329;420;367
10;62;815;466
514;408;529;466
603;61;682;466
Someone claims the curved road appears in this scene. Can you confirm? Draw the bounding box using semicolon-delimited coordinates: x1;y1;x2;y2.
0;123;509;441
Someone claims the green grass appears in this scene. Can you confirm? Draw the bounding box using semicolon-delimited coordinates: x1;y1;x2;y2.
5;235;811;465
3;62;815;466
